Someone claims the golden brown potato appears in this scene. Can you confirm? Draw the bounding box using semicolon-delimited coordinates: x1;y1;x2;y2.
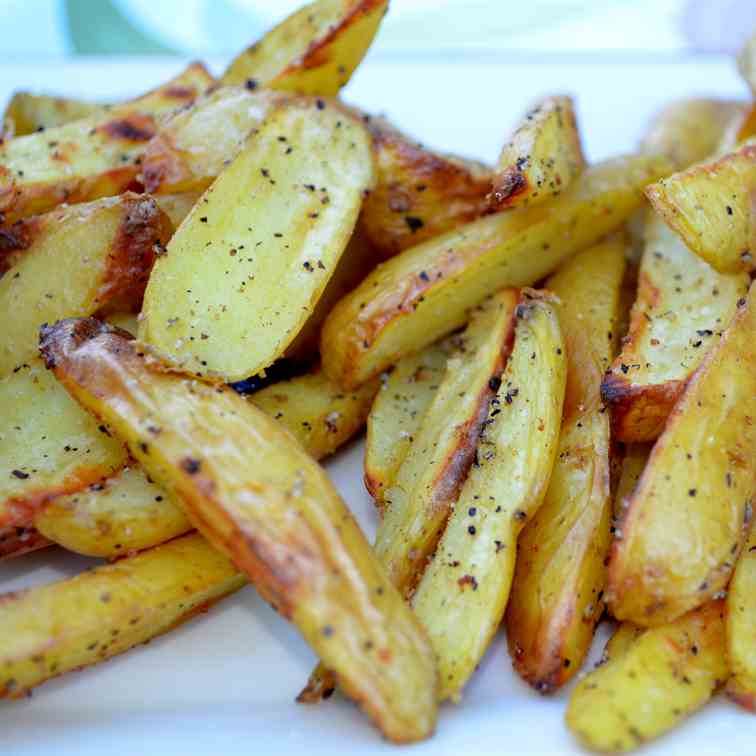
0;532;245;698
412;294;567;701
34;466;190;559
139;99;373;382
364;338;452;506
320;153;672;389
506;237;625;693
645;139;756;274
607;283;756;626
0;526;51;560
41;317;438;743
222;0;388;96
359;115;492;256
566;601;727;753
640;98;748;170
375;289;519;596
726;525;756;711
140;86;285;195
487;95;585;212
601;212;749;442
0;358;127;530
601;622;645;663
3;93;102;136
249;368;378;461
738;31;756;94
0;193;171;377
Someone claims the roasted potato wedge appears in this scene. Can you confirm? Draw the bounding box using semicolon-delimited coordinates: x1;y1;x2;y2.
0;193;171;378
375;289;519;596
726;525;756;711
738;31;756;94
34;466;190;559
359;116;492;256
0;359;127;530
645;139;756;274
3;93;102;137
640;98;748;170
506;238;625;693
321;153;671;389
154;191;202;230
601;622;645;662
607;283;756;625
412;294;567;701
250;368;378;461
141;86;285;195
222;0;388;96
0;63;213;223
364;338;453;505
0;532;245;697
487;95;585;212
0;526;51;560
566;601;727;753
601;212;749;442
41;317;438;743
139;99;373;382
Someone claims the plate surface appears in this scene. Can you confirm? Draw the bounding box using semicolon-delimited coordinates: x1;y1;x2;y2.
1;55;754;756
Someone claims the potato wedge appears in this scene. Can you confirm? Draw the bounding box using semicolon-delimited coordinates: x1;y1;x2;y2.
726;525;756;711
321;153;672;389
3;93;102;136
640;98;748;170
607;283;756;625
566;601;727;753
645;139;756;274
601;622;645;663
717;103;756;153
601;212;749;442
506;238;625;693
412;294;566;701
0;526;51;560
34;466;190;559
0;532;245;698
141;86;285;195
0;193;171;378
222;0;388;96
613;443;651;518
139;99;373;382
738;31;756;94
0;359;127;530
375;289;519;596
249;368;378;461
359;116;492;256
487;95;585;212
364;338;453;505
41;317;438;743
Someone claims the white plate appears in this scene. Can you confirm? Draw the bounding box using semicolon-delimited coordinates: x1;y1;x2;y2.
2;55;755;756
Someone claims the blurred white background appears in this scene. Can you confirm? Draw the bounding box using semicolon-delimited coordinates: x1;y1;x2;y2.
0;0;754;58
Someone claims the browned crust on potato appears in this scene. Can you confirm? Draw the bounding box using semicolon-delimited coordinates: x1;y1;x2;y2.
360;118;492;256
285;0;388;74
486;170;529;212
0;216;40;274
0;526;51;560
94;194;172;311
140;134;194;194
728;681;756;712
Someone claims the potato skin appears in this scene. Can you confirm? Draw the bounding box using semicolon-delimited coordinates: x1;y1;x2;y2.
506;238;625;693
0;532;245;698
321;153;671;389
222;0;388;96
0;193;172;378
566;601;728;753
40;317;438;743
607;283;756;626
0;526;51;560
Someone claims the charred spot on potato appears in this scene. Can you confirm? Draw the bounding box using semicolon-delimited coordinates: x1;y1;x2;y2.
180;457;201;475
